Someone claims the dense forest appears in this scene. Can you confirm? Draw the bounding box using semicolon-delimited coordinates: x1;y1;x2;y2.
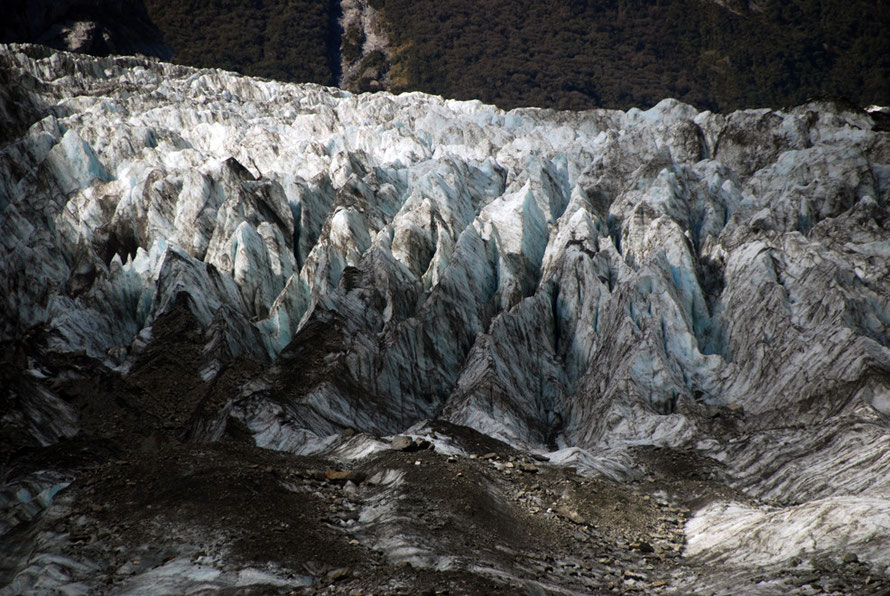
16;0;887;112
142;0;340;86
372;0;890;111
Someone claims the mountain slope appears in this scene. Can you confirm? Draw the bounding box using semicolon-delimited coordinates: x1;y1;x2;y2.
2;45;890;593
142;0;341;85
5;0;888;111
0;0;171;60
373;0;890;111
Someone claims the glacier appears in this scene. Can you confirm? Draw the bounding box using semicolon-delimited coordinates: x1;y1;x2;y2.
2;43;890;594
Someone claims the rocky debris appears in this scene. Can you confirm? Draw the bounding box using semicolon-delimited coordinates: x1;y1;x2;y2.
556;505;585;524
325;469;360;483
326;566;351;582
390;435;434;452
633;541;655;554
3;420;889;594
390;435;413;451
0;364;877;596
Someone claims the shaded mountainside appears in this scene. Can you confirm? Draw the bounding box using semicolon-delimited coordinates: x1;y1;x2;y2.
0;0;171;60
2;45;890;593
5;0;889;111
142;0;342;86
373;0;890;111
139;0;890;111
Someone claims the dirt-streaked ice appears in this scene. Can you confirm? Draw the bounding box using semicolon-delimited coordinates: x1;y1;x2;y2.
2;43;890;587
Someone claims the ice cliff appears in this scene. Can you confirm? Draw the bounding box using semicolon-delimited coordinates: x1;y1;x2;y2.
3;43;890;589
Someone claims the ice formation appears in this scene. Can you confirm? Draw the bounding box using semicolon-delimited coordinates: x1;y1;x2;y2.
2;43;890;592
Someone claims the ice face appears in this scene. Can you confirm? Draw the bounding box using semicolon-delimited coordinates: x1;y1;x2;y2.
2;46;890;579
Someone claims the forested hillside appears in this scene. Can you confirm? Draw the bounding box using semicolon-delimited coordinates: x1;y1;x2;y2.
142;0;340;85
373;0;890;111
9;0;887;111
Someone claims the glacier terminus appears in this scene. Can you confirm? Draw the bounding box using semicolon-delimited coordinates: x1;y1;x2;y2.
2;44;890;594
